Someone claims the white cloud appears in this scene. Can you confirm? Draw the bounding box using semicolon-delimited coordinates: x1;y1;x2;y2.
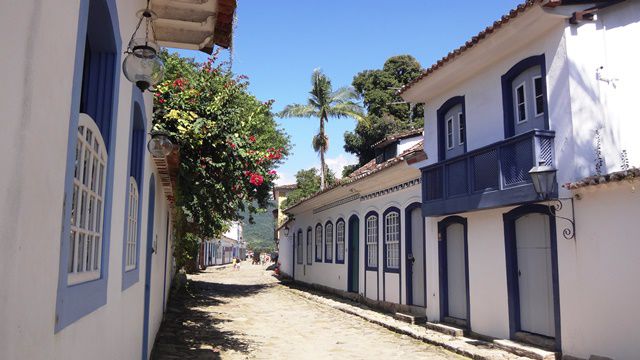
322;154;357;179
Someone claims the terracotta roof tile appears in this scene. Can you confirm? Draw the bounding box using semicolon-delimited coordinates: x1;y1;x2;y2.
564;168;640;190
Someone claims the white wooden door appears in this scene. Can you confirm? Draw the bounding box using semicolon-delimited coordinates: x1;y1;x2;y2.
411;208;425;307
515;213;555;337
447;223;467;320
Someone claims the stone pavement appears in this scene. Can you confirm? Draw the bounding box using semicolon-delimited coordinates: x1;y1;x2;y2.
151;262;467;359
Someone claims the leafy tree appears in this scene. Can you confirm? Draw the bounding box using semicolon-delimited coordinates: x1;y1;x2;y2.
344;55;424;166
153;50;290;269
282;167;337;209
277;69;363;190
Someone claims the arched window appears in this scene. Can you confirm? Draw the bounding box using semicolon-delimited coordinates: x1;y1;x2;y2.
325;221;333;263
68;114;108;285
335;219;345;264
306;227;312;265
365;213;379;270
384;209;401;271
315;224;323;262
125;177;139;271
501;55;548;137
296;230;303;264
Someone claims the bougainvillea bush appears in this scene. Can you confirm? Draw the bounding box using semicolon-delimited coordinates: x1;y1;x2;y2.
153;50;290;269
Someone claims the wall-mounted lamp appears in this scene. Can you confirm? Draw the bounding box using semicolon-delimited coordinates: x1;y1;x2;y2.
122;1;164;91
147;130;173;158
529;161;576;240
283;226;290;236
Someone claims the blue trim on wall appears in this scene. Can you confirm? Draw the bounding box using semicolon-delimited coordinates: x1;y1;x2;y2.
141;174;156;360
161;211;170;311
55;0;121;333
437;216;471;330
314;223;323;262
503;204;562;351
364;211;379;271
347;215;359;293
501;54;548;138
436;96;466;161
122;88;146;290
324;220;334;263
405;202;425;307
382;207;401;274
335;218;345;264
306;227;312;265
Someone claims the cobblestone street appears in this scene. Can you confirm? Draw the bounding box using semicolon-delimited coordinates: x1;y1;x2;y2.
151;262;465;359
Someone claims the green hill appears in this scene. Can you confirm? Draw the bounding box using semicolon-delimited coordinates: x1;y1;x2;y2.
241;204;276;252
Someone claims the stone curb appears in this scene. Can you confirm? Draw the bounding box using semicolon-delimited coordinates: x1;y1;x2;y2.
283;285;533;360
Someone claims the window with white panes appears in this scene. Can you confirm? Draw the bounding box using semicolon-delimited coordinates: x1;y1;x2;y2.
515;82;527;123
336;220;345;263
385;211;400;270
325;222;333;262
446;117;454;149
366;215;378;268
68;114;106;285
125;177;139;271
296;231;303;264
306;228;312;265
533;75;544;116
315;224;322;262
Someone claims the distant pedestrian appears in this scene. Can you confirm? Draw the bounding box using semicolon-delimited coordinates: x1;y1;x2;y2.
232;257;237;270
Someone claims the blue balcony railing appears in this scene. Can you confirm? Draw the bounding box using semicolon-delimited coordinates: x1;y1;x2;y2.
421;130;555;216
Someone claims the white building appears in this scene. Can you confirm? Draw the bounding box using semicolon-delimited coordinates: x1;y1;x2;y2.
279;130;428;310
280;1;639;358
0;1;236;359
398;1;640;358
201;221;245;266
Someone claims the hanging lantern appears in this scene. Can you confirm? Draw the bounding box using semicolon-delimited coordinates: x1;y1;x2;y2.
147;130;173;158
123;1;164;91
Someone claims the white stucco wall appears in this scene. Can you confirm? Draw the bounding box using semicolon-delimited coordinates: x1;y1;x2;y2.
0;1;176;359
558;181;640;359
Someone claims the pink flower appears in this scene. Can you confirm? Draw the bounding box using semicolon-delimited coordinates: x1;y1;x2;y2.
268;170;277;175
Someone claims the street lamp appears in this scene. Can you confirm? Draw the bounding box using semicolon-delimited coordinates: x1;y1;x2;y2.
528;161;557;200
529;161;576;239
147;130;173;158
122;1;164;91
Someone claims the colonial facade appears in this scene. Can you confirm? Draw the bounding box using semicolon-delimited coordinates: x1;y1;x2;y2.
200;221;245;266
279;131;427;309
399;1;640;359
280;1;640;359
0;1;235;359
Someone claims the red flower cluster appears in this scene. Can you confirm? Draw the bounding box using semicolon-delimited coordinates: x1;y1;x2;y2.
172;78;186;89
267;148;284;160
249;173;264;186
249;135;256;142
268;170;277;175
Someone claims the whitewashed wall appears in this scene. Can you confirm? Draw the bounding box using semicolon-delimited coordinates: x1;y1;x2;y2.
0;1;176;359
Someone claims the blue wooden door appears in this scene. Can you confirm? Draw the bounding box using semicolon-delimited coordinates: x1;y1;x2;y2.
141;175;155;359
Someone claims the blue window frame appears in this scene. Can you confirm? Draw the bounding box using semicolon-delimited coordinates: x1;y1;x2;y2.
306;227;313;265
437;96;466;161
324;221;333;263
55;0;121;332
365;212;379;271
335;219;345;264
383;207;401;273
315;224;322;262
122;92;146;290
296;230;303;264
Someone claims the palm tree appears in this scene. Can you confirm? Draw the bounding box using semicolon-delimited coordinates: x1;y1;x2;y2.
278;69;364;190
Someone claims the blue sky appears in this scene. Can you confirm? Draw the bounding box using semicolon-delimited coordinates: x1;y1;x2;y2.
173;0;523;185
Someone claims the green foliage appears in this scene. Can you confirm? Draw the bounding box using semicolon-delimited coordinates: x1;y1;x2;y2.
345;55;424;165
277;69;363;189
282;167;337;209
153;50;290;268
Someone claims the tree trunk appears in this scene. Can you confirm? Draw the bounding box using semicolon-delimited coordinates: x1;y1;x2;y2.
319;117;326;190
